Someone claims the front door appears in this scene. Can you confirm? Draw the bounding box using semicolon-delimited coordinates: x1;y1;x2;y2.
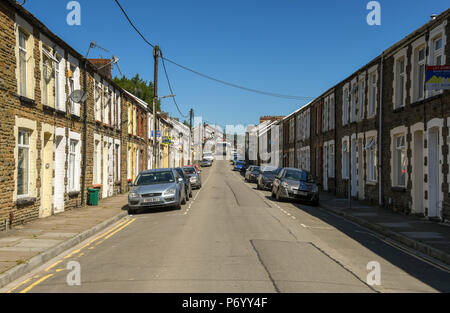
358;139;364;200
323;145;328;191
41;132;53;218
413;131;424;214
351;138;358;197
428;128;440;217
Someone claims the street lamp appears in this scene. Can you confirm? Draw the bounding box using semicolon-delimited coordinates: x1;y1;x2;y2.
153;94;175;169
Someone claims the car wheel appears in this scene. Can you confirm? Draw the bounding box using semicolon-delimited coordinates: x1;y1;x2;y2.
256;183;261;190
189;190;193;197
128;208;136;215
181;194;187;205
271;188;276;198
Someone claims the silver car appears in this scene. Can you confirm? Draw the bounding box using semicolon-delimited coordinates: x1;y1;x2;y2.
272;168;319;206
128;168;186;214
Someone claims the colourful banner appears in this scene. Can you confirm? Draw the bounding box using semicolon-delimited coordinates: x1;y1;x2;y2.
426;65;450;90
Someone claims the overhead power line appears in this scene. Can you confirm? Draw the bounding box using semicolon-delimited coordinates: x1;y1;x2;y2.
160;50;188;118
113;0;314;101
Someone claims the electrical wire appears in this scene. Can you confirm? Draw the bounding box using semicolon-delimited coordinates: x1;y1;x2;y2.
160;50;188;118
113;0;314;101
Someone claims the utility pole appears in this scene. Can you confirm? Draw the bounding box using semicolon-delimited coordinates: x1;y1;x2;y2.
152;45;159;169
189;109;193;164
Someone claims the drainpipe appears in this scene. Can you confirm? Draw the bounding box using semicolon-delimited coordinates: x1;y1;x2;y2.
80;59;88;206
378;54;384;207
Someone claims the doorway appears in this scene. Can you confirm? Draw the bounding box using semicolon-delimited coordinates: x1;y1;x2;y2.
358;139;364;200
413;130;424;214
41;132;53;218
428;128;440;218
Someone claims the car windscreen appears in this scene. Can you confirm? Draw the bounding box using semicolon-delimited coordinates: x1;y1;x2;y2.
135;171;174;185
183;167;196;175
175;169;185;179
284;170;314;182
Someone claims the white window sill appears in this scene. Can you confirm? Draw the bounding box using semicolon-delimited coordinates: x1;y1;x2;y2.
366;180;377;185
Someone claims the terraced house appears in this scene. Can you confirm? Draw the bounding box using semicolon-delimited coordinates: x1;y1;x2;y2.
0;1;193;231
268;9;450;222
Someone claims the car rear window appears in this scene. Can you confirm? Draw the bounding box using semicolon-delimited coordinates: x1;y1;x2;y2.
183;167;196;174
135;171;174;185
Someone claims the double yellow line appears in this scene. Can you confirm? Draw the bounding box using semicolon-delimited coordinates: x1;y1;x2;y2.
6;217;136;294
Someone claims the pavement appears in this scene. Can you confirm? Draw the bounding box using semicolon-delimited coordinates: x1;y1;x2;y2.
1;160;449;293
0;193;129;288
318;192;450;266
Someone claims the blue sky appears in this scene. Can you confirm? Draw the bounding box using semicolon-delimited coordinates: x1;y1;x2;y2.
24;0;449;127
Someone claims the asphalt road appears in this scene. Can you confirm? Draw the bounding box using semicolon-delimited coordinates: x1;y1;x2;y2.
3;160;450;293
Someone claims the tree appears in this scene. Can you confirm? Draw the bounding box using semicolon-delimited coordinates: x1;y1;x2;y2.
113;74;161;111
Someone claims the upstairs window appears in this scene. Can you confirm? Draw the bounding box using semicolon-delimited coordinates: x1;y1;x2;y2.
395;58;406;109
368;72;377;117
342;87;349;126
358;79;365;121
433;38;443;65
18;30;28;97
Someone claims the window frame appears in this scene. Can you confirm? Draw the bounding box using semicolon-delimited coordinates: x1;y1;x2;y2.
17;129;30;198
393;134;407;187
68;139;78;191
18;29;28;97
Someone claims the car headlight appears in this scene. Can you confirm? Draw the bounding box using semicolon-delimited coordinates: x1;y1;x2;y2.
129;192;139;199
281;182;288;188
190;176;197;182
163;188;176;196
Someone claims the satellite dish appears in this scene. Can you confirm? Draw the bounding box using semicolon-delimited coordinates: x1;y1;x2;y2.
69;90;87;103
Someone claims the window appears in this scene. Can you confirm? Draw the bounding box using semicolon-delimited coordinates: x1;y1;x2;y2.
413;46;426;101
328;143;335;178
350;83;357;122
68;64;76;114
395;58;406;109
342;87;349;126
342;140;349;179
366;138;377;182
42;48;52;106
94;81;102;121
394;135;407;187
323;98;329;132
17;129;30;197
358;79;365;120
329;95;335;130
368;72;377;117
433;37;443;66
68;139;77;191
54;54;61;110
18;30;28;96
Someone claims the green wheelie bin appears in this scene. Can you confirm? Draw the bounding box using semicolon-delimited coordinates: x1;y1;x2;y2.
87;188;99;206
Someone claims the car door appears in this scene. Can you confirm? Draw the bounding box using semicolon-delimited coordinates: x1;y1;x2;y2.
175;171;184;198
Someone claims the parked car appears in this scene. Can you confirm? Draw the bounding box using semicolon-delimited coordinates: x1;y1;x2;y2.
245;166;261;183
272;168;319;206
203;152;214;162
233;160;245;171
128;168;186;214
182;166;202;189
175;167;193;200
256;166;281;190
200;158;212;167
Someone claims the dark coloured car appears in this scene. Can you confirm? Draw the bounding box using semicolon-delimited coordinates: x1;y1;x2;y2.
256;166;281;190
272;168;319;206
233;160;245;171
244;166;261;183
175;167;193;200
182;166;202;189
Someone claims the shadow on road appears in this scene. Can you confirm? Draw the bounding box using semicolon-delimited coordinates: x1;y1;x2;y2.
263;193;450;292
